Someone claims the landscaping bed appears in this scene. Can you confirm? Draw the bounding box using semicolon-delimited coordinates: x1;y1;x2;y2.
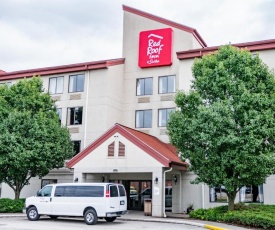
190;203;275;229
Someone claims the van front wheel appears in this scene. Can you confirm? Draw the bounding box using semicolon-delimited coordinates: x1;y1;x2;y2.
84;209;98;225
105;217;116;222
27;207;40;221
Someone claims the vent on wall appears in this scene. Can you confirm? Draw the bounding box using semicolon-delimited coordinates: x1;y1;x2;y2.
160;95;174;101
118;142;125;157
108;142;115;157
69;127;79;134
51;96;61;101
70;94;82;100
138;97;150;103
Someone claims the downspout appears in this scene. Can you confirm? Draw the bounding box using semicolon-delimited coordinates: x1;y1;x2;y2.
83;69;90;148
202;183;205;209
163;167;173;217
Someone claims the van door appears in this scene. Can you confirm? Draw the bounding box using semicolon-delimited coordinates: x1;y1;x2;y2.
118;185;127;211
36;185;53;214
106;185;120;213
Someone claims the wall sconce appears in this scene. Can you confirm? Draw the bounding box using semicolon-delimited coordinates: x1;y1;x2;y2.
74;178;78;182
102;175;105;182
154;177;158;184
174;175;177;185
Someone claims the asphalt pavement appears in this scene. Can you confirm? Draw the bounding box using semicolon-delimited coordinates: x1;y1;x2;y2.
0;211;249;230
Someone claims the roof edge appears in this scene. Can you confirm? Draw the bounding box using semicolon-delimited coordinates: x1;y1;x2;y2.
0;58;125;80
177;39;275;60
122;5;207;48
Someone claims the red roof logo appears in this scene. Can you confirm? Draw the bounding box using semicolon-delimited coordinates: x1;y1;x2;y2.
138;28;173;68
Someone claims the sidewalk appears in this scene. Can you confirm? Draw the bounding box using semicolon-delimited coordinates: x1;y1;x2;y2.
0;211;249;230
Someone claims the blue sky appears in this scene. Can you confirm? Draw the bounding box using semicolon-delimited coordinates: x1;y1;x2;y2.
1;0;274;72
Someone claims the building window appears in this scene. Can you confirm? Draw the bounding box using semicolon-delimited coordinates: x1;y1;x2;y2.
49;76;63;94
136;78;153;96
41;179;57;188
72;140;81;156
67;107;83;125
136;110;152;128
118;142;125;157
57;108;62;123
210;186;228;202
69;74;84;93
158;108;175;127
240;185;264;203
159;75;175;94
108;142;115;157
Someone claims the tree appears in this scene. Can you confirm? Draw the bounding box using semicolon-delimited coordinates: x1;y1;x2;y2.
0;77;73;199
167;45;275;210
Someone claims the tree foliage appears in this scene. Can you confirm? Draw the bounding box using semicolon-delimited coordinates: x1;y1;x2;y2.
0;77;73;199
167;45;275;210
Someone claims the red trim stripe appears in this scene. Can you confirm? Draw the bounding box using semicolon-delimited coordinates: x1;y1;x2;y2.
123;5;207;48
177;39;275;60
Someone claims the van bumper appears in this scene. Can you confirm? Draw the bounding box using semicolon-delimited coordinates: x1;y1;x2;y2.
22;208;26;214
106;210;128;217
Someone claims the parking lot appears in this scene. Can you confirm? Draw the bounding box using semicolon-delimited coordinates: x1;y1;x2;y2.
0;216;204;230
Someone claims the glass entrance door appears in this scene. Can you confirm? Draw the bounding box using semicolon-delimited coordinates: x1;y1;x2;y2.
128;181;151;210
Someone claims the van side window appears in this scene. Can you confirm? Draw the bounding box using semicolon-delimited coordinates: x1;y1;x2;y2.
118;185;126;197
54;186;104;197
54;186;65;197
75;186;104;197
64;186;75;197
110;185;118;197
38;186;52;197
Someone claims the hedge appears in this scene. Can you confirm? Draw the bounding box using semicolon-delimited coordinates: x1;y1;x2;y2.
189;203;275;229
0;198;25;213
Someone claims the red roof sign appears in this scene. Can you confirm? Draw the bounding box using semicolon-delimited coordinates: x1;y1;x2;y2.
138;28;173;68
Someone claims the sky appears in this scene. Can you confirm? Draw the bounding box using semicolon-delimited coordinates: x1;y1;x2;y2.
1;0;275;72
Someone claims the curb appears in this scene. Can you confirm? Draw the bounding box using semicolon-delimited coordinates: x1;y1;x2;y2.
119;217;228;230
0;214;229;230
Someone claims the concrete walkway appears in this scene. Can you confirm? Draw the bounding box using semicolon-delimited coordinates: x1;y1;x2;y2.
0;211;249;230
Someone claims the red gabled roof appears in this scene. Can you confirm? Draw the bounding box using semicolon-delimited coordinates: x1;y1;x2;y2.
67;123;188;170
0;58;125;81
123;5;207;48
177;39;275;60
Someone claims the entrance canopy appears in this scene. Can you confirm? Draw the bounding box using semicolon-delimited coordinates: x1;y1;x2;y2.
67;123;188;170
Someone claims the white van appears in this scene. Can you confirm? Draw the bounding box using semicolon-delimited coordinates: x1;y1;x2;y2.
23;183;127;225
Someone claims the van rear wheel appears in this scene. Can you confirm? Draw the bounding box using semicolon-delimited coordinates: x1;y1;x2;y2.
84;209;98;225
27;207;40;221
105;217;116;222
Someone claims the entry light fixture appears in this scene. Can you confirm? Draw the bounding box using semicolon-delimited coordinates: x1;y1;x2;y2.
154;177;158;184
174;175;177;185
74;178;78;182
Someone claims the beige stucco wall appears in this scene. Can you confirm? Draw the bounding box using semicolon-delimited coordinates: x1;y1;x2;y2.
121;11;204;143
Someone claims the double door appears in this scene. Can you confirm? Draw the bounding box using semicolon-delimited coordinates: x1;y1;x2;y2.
127;181;152;210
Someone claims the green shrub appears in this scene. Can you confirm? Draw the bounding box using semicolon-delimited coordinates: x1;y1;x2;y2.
190;204;275;229
0;198;25;213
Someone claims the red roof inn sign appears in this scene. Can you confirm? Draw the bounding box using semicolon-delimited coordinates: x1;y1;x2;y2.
138;28;173;68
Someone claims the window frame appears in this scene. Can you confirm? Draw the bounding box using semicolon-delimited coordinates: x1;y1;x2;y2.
158;75;175;94
158;108;175;127
49;76;64;94
66;107;83;125
72;140;81;156
69;74;85;93
135;109;152;128
136;77;153;96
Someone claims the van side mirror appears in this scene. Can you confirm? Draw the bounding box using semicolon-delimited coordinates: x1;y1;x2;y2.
36;191;41;197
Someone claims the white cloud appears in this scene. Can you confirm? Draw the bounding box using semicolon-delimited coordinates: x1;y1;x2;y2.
0;0;274;72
